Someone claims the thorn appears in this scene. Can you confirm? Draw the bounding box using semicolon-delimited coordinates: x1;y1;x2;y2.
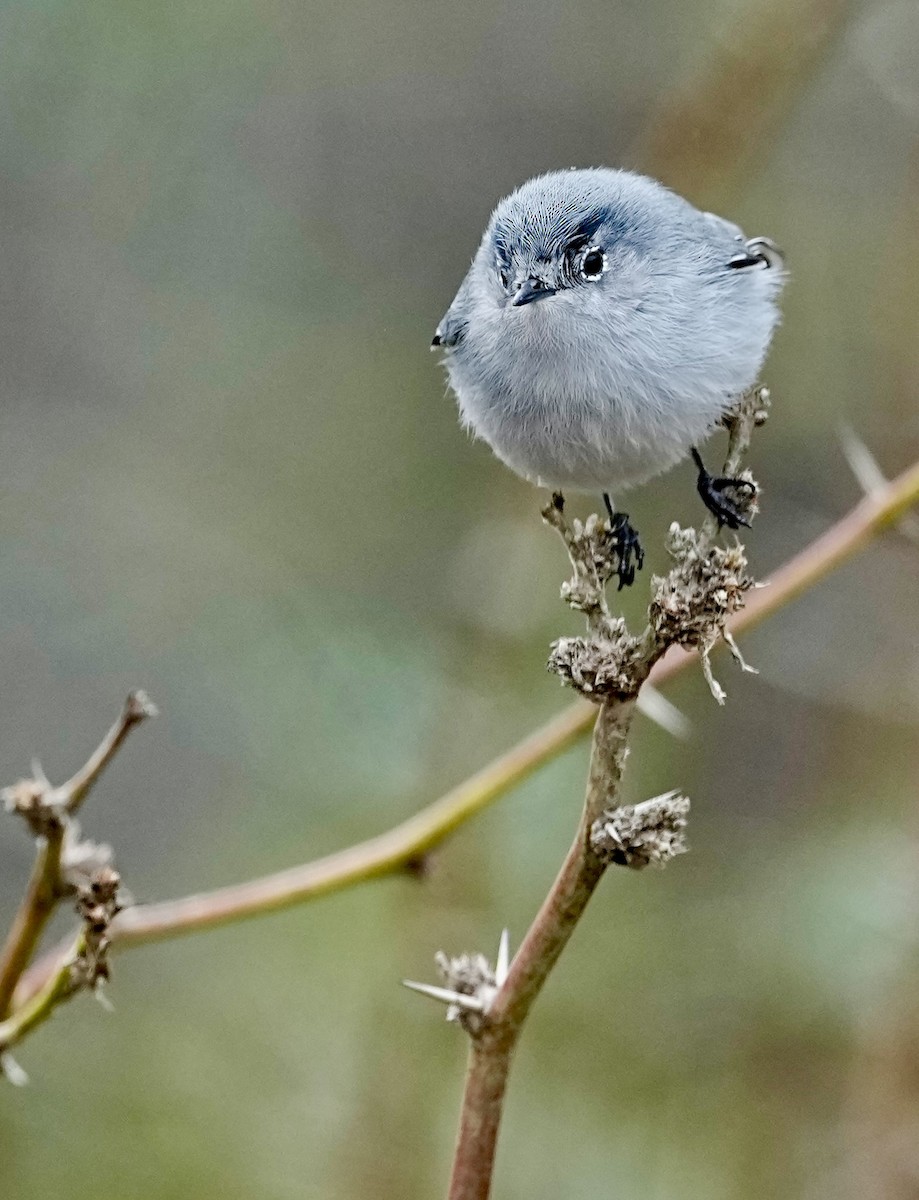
93;984;115;1013
636;686;692;740
839;423;919;542
657;788;681;802
839;422;888;496
495;929;510;986
30;758;50;789
1;1053;29;1086
401;980;484;1012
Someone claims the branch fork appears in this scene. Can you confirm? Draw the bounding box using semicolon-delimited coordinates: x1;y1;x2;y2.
0;691;155;1080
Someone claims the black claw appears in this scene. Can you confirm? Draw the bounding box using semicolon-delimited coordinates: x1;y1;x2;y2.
551;491;565;512
691;448;756;530
607;510;644;590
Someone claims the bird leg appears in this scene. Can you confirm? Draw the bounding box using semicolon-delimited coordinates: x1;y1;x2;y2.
603;494;644;590
691;448;756;530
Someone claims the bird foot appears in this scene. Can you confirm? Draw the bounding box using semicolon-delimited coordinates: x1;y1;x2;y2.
610;514;645;589
602;495;644;589
691;448;756;530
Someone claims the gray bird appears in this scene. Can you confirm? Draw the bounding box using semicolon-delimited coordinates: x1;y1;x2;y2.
433;167;785;586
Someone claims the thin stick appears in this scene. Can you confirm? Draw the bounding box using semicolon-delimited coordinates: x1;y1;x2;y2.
447;1036;514;1200
100;702;592;943
1;693;155;1020
59;691;157;815
0;828;64;1017
447;698;635;1199
0;933;83;1054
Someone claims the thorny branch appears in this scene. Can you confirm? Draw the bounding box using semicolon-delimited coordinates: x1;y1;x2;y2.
0;692;155;1082
409;389;774;1200
4;405;919;1079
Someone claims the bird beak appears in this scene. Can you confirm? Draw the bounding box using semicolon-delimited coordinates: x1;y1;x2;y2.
512;277;557;307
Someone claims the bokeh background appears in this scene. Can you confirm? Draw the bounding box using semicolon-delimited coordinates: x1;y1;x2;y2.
1;0;918;1196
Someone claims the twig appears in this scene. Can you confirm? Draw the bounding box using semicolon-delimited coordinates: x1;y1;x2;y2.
58;691;158;815
0;826;64;1017
447;699;634;1200
499;696;637;1025
0;694;153;1035
0;933;85;1059
10;446;919;1020
13;700;593;1008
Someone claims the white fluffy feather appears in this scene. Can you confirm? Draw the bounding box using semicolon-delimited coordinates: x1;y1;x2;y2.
436;168;784;493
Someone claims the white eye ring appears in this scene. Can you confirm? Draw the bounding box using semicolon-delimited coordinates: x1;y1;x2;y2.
580;246;607;281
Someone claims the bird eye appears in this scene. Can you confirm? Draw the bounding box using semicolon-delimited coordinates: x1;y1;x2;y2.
497;264;510;290
580;247;606;281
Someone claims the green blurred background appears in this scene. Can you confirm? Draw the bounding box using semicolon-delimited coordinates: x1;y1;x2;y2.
1;0;918;1196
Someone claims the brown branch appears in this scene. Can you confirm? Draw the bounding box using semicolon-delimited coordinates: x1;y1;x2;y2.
447;1035;513;1200
439;393;767;1199
0;933;85;1061
0;693;153;1034
58;690;157;815
492;699;635;1031
0;825;64;1017
446;699;638;1197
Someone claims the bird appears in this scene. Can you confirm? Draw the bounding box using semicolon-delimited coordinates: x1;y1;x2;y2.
433;167;785;587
